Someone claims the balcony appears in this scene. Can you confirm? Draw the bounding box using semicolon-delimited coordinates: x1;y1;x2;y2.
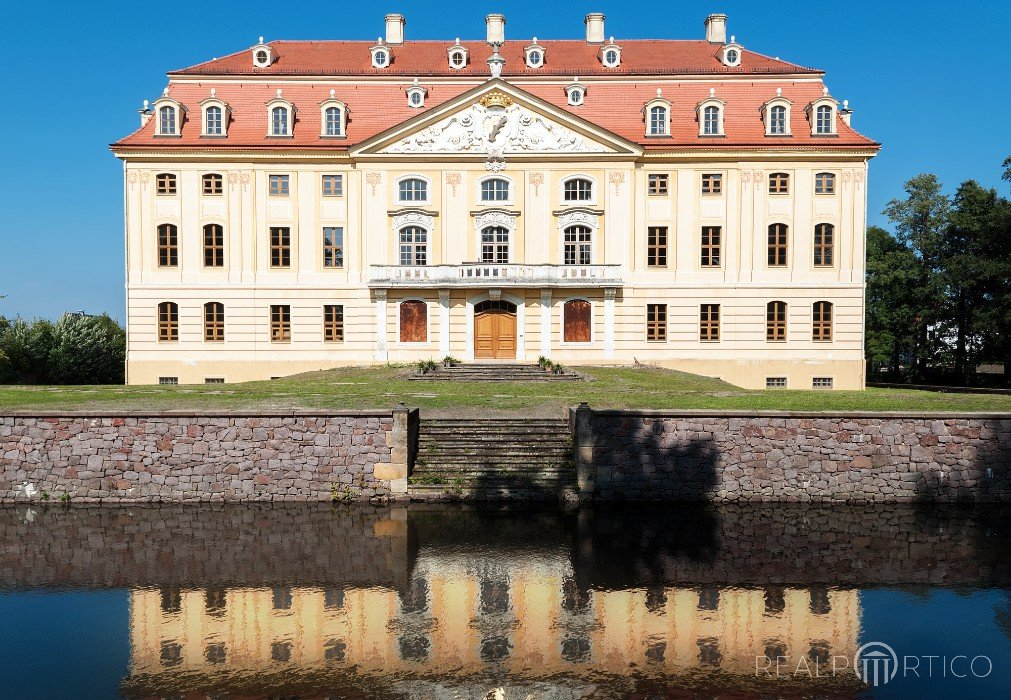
368;263;623;288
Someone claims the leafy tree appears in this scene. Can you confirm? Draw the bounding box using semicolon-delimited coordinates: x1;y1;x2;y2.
0;318;55;384
47;314;126;384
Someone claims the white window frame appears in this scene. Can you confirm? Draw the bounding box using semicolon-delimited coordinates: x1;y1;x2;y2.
477;175;513;205
722;40;743;67
559;296;594;346
807;97;838;136
265;97;295;137
447;41;468;70
524;41;545;68
395;175;432;204
397;225;429;266
370;43;391;69
200;97;228;137
697;99;725;136
252;38;273;68
406;82;427;109
565;82;586;106
644;98;671;137
478;224;512;264
560;175;597;206
600;39;622;68
152;96;184;137
318;98;346;138
762;97;792;136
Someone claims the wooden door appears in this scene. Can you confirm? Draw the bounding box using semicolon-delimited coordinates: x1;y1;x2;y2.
474;301;517;359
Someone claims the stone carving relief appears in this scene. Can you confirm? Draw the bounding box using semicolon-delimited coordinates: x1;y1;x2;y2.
608;171;625;194
474;210;517;229
529;172;545;196
391;211;436;230
445;172;462;195
557;210;599;229
366;172;382;196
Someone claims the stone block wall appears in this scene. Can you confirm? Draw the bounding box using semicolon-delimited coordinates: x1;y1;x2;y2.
574;407;1011;502
0;410;411;503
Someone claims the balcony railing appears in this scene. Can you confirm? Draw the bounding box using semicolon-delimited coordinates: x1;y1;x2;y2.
369;263;623;287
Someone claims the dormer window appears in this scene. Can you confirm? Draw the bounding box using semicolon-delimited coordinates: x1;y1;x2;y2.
200;91;229;137
565;79;586;106
319;92;346;138
601;38;621;68
525;39;545;68
159;105;176;135
644;91;671;137
266;91;294;137
447;40;468;69
807;93;838;135
721;37;743;67
370;40;391;69
697;95;725;136
762;94;792;136
152;92;184;137
406;79;427;108
252;37;273;68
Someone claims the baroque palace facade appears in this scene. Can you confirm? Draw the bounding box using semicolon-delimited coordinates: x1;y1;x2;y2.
112;12;879;388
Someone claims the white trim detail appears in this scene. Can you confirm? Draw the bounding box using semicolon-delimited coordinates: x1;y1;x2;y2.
603;287;617;359
439;289;451;356
540;289;552;359
391;210;436;231
374;289;388;360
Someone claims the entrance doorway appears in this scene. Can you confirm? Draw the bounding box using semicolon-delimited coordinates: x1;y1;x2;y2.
474;300;517;359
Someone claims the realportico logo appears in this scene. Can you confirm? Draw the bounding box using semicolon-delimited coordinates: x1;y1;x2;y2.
855;641;899;686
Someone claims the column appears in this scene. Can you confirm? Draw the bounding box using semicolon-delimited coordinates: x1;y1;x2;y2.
603;287;616;359
540;289;552;359
375;288;388;361
439;289;451;357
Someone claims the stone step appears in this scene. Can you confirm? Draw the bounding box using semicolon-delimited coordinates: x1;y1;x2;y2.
410;363;582;382
418;437;571;447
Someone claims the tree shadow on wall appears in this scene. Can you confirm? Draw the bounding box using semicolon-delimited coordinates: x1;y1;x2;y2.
914;418;1011;503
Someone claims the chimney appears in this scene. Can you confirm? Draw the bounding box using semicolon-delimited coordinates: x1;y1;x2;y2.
585;13;605;43
139;100;152;127
486;14;506;44
704;13;727;44
385;13;405;44
840;99;853;127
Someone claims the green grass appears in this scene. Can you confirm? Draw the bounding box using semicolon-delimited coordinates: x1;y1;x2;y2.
0;365;1009;415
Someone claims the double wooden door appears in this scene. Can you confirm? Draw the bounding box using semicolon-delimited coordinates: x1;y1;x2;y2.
474;300;517;359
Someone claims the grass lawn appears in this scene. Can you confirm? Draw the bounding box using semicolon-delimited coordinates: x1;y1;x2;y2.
1;365;1010;416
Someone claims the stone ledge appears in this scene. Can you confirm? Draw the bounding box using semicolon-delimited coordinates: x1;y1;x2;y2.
0;409;403;419
582;407;1011;420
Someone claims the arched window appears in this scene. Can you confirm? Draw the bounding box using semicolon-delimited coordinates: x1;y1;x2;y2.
158;105;177;135
815;172;836;195
204;106;222;135
563;178;593;202
813;224;834;267
399;301;428;343
768;172;790;194
157;224;178;267
480;226;509;263
563;226;592;265
324;106;342;136
155;173;177;195
702;105;721;135
648;105;668;136
480;178;510;202
766;301;787;342
201;173;223;195
203;224;224;267
813;301;833;341
204;302;224;342
158;302;179;341
399;226;427;265
271;106;289;136
398;178;428;202
563;299;591;343
815;105;834;134
767;224;788;267
769;105;787;135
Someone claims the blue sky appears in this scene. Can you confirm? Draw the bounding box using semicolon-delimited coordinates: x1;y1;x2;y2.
1;0;1009;321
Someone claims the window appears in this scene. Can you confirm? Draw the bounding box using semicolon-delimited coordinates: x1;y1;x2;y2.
323;227;344;268
204;302;224;342
399;301;428;343
701;226;722;267
157;224;178;267
723;46;741;66
813;224;834;267
646;304;667;341
322;174;343;197
563;178;593;202
449;50;466;68
272;642;292;663
766;301;787;342
399;226;427;265
769;105;787;135
563;226;592;265
398;178;428;202
768;172;790;194
813;301;833;341
563;299;591;343
270;227;291;268
480;226;509;263
408;89;425;108
324;106;342;136
205;106;223;135
815;105;834;134
204;378;225;385
566;84;585;106
373;50;389;67
767;224;788;266
270;106;290;136
603;48;620;67
480;178;510;202
158;106;177;135
815;172;836;195
158;302;178;341
205;643;227;664
203;224;224;267
766;376;787;389
647;174;668;196
324;304;344;342
270;305;291;342
156;173;177;195
702;105;721;135
812;377;834;389
648;105;668;136
700;304;720;341
527;49;543;67
202;173;223;195
158;376;179;385
269;174;289;196
647;226;667;267
701;173;722;195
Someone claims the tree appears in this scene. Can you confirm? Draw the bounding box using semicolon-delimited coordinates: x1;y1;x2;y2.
47;314;126;384
0;318;55;384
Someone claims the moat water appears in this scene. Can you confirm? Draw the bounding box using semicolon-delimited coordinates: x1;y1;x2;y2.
1;503;1009;699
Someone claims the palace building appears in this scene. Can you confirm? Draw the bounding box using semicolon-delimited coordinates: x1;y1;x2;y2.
112;12;879;389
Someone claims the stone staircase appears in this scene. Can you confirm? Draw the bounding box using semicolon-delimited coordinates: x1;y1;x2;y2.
409;363;582;381
408;417;576;500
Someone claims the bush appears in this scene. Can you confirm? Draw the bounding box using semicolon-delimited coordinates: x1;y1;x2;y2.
0;314;124;384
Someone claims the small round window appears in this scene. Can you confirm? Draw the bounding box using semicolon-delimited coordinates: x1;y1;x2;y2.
726;49;739;65
375;51;388;66
528;51;542;66
604;50;618;66
569;89;584;106
255;50;268;65
450;51;464;67
410;92;422;106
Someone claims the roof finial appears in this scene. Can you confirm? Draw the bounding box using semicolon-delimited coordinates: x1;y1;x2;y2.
377;37;384;45
709;87;716;98
276;88;282;98
210;88;216;98
162;86;169;97
330;88;336;98
413;77;420;85
574;76;580;83
532;36;538;43
142;99;149;110
776;87;782;97
823;86;829;96
843;99;849;109
608;36;614;43
258;36;264;44
656;88;662;98
454;37;461;45
730;35;736;43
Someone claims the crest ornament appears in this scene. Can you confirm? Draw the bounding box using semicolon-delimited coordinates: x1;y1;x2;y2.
485;149;506;173
529;172;545;196
366;172;382;196
445;172;462;196
608;171;625;194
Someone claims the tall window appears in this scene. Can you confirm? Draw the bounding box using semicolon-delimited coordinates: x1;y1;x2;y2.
323;227;344;268
203;224;224;267
158;302;178;341
270;305;291;342
324;106;342;136
701;226;722;267
648;105;668;135
205;106;222;135
815;105;833;134
768;172;790;194
399;301;428;343
767;224;788;266
203;302;224;342
157;224;178;267
766;301;787;342
813;224;834;267
156;173;177;195
702;105;721;135
563;178;593;202
700;304;720;341
648;174;668;196
563;299;591;343
701;173;722;195
268;174;289;196
158;106;176;135
563;226;592;265
480;226;509;263
646;303;667;341
815;172;836;195
813;301;833;341
271;106;289;136
270;227;291;267
480;178;510;202
322;174;343;197
647;227;668;267
202;173;223;195
399;226;427;265
769;105;787;134
323;304;344;342
398;178;428;202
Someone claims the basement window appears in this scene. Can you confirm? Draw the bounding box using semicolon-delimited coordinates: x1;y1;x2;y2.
158;377;179;385
204;377;225;384
812;377;834;389
765;377;787;389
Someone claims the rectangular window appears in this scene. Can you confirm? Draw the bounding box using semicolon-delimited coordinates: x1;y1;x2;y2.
563;227;592;265
767;302;787;342
647;226;668;267
701;173;722;195
158;302;178;341
156;173;177;195
270;227;291;268
399;227;427;266
158;377;179;385
323;227;344;268
204;378;225;384
270;305;291;342
813;301;833;341
323;304;344;342
812;377;834;389
700;303;720;342
768;225;789;267
768;173;790;194
157;225;178;267
204;303;224;342
815;172;836;195
701;226;722;267
480;227;510;263
322;174;343;197
646;303;667;342
268;174;289;196
647;174;668;196
765;377;788;389
202;173;223;195
203;225;224;267
813;224;834;267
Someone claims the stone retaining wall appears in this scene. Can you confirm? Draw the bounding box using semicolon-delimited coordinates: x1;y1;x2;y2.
574;407;1011;502
0;410;411;503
